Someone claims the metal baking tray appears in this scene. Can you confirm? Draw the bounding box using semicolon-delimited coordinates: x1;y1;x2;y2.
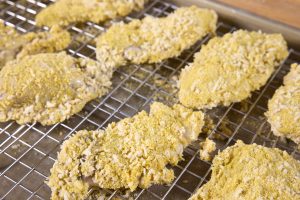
0;0;299;199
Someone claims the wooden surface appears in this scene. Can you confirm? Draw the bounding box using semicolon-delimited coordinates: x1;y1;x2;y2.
215;0;300;29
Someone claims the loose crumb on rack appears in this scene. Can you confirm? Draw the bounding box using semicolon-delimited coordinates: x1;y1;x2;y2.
219;119;233;137
199;138;216;161
87;189;128;200
240;100;250;113
202;116;215;136
152;75;179;104
11;144;21;150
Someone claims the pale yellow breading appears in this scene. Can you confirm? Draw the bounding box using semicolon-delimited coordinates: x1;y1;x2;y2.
179;30;288;109
190;140;300;200
0;52;113;125
16;25;71;59
96;6;217;68
48;102;204;199
0;21;70;69
36;0;147;27
199;138;216;161
0;21;24;67
266;63;300;145
48;131;95;200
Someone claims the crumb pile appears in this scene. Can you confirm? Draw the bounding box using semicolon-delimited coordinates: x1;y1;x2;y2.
0;52;113;125
266;63;300;145
48;102;204;199
190;140;300;200
179;30;288;109
36;0;147;27
96;6;217;68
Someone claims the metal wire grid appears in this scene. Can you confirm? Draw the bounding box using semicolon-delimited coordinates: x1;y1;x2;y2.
0;0;299;199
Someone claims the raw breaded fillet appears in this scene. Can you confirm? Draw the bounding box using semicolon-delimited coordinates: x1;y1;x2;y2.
266;63;300;145
48;131;97;200
0;21;70;69
96;6;217;68
48;102;204;199
0;52;112;125
36;0;147;27
189;140;300;200
179;30;288;109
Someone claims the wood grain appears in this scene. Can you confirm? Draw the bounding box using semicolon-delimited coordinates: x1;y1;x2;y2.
215;0;300;29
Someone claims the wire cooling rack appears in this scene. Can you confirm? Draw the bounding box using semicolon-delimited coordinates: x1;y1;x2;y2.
0;0;300;199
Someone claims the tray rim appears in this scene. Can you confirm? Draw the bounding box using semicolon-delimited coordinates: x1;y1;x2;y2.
168;0;300;51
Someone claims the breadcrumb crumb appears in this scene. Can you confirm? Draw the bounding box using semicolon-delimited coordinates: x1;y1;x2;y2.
11;144;21;150
199;138;216;161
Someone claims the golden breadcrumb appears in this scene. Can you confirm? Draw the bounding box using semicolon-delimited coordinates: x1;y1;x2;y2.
199;138;216;161
266;63;300;145
48;102;204;199
36;0;147;27
0;52;113;125
96;6;217;68
0;21;70;68
179;30;288;109
190;140;300;200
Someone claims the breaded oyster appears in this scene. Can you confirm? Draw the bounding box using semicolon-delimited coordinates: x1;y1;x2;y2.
96;6;217;68
189;140;300;200
48;102;204;199
36;0;147;27
266;63;300;145
0;52;112;125
179;30;288;109
0;21;70;68
48;130;96;200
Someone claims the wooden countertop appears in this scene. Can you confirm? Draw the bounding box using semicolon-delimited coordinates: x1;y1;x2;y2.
215;0;300;29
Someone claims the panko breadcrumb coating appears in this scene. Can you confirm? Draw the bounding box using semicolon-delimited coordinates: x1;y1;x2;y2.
0;21;70;69
96;6;217;68
190;140;300;200
48;102;204;199
266;63;300;145
36;0;147;27
48;131;95;200
0;52;112;125
179;30;288;109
